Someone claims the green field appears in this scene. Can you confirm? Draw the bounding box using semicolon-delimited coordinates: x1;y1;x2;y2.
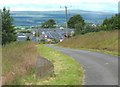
59;30;118;56
13;44;84;85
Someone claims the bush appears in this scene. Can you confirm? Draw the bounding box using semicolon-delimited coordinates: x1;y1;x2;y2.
40;39;46;44
26;36;30;41
67;14;85;28
75;23;84;35
75;23;100;35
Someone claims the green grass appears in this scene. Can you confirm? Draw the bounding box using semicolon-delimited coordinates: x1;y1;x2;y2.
59;30;118;56
14;44;84;85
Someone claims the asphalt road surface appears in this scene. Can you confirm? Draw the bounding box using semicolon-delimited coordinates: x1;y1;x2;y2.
46;44;118;85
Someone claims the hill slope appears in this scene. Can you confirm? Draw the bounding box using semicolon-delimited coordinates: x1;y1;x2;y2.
59;30;118;55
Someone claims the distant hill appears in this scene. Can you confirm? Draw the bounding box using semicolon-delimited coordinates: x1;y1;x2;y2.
10;10;115;27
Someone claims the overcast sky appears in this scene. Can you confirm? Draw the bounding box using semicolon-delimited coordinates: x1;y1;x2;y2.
0;0;119;12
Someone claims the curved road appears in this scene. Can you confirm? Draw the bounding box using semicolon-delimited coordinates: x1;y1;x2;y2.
46;44;118;85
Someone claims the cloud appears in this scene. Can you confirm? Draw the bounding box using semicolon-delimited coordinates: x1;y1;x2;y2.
0;0;119;12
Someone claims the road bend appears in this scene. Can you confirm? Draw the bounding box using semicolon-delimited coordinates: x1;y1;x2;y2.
46;44;118;85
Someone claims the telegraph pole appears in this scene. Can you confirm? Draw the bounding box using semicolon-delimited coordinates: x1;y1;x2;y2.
65;6;68;37
60;6;71;37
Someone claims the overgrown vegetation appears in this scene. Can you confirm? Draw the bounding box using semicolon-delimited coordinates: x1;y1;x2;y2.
59;30;118;55
2;7;16;45
12;44;84;85
2;42;37;84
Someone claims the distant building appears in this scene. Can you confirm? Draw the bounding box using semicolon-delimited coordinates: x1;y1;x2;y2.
70;31;75;37
17;33;27;41
42;31;45;35
59;39;63;42
60;27;64;30
32;31;36;36
91;24;97;27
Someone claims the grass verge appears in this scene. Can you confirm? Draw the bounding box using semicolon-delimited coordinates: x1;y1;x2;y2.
2;42;37;84
14;44;84;85
58;30;118;56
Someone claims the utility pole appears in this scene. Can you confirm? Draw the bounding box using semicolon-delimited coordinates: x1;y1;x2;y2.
60;6;71;37
65;6;68;37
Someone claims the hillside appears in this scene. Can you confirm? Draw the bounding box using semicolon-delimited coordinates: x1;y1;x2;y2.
59;30;118;55
10;10;113;27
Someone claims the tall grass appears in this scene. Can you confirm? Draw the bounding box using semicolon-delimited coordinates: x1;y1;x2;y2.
2;42;38;84
59;30;118;55
13;44;84;85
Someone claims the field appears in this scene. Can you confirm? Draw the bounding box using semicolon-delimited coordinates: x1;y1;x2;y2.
59;30;118;55
2;42;37;84
13;44;84;85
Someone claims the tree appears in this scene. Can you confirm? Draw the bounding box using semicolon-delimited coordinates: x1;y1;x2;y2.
75;23;84;35
41;19;56;28
67;14;85;28
26;36;30;41
2;7;16;45
101;14;120;30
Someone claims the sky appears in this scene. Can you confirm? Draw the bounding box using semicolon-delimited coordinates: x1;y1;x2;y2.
0;0;119;12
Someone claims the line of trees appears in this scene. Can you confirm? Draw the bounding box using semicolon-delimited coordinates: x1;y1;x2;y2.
40;13;119;34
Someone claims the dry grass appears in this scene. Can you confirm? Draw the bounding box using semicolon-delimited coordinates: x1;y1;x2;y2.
14;44;84;85
2;42;38;84
59;30;118;54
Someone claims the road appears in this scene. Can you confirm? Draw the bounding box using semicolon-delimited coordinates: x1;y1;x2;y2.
46;44;118;85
